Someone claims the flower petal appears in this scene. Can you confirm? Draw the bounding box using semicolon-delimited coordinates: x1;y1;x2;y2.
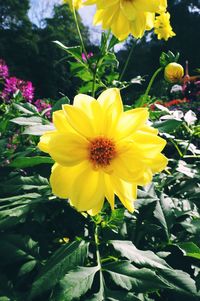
70;167;105;211
116;108;149;140
38;131;57;153
47;132;88;166
97;88;123;136
63;104;95;138
73;94;103;135
87;198;104;216
50;162;84;199
111;176;137;212
132;132;166;158
53;110;74;133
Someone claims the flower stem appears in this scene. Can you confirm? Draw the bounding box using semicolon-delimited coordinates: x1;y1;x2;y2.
72;7;87;56
144;67;163;98
119;40;137;81
92;30;111;97
94;224;105;296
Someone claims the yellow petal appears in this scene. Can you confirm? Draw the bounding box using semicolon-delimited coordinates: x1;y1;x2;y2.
63;104;95;138
87;198;104;216
38;131;57;153
104;174;115;210
111;8;130;40
50;162;83;198
70;167;105;211
151;153;168;173
116;108;149;140
111;176;137;213
53;110;75;133
132;132;166;158
47;132;88;166
97;88;123;136
73;94;103;135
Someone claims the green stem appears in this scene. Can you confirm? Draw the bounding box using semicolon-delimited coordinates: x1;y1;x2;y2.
169;138;183;157
119;40;136;81
72;7;87;56
144;67;163;98
94;224;105;296
92;30;111;97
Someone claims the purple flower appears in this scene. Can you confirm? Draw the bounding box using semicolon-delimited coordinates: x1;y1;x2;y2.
1;77;34;102
0;59;9;79
81;52;94;62
34;99;52;119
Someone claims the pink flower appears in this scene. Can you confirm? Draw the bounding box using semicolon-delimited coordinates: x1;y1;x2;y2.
1;77;34;102
34;99;52;119
81;52;93;62
0;59;9;80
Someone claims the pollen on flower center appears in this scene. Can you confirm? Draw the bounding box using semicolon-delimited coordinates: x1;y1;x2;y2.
89;137;116;168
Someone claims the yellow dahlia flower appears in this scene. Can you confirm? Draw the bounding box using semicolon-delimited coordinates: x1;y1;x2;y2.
164;62;184;83
83;0;168;40
38;89;167;215
154;12;176;41
63;0;82;10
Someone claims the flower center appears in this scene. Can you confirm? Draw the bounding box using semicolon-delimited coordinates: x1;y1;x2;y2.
89;137;116;168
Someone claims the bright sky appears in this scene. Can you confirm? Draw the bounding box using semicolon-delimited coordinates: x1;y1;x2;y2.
29;0;101;42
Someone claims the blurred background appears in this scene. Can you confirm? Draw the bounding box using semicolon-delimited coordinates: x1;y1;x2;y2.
0;0;199;100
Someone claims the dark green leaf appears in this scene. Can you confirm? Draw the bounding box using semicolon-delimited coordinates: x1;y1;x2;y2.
52;266;99;301
30;241;88;299
9;156;54;168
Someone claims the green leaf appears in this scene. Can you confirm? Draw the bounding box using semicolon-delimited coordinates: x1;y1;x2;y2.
51;96;70;113
53;41;82;61
23;124;55;135
18;260;37;277
103;261;166;293
159;268;198;296
10;116;43;126
178;242;200;259
153;194;175;241
110;240;169;269
0;175;49;195
13;103;38;115
153;119;182;133
9;156;54;168
30;241;88;299
52;266;99;301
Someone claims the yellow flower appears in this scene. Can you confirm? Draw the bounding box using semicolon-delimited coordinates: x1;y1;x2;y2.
38;89;167;215
154;12;176;41
164;62;184;83
83;0;168;40
63;0;82;10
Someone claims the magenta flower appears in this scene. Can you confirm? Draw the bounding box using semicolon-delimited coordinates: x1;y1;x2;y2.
81;52;94;62
1;77;34;102
34;99;52;119
0;59;9;80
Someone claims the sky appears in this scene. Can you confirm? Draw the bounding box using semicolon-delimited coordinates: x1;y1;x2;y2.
28;0;101;43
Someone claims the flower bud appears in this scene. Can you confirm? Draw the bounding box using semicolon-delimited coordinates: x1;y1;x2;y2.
164;62;184;83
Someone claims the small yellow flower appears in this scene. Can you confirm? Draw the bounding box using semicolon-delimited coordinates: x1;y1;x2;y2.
63;0;82;10
83;0;168;40
154;12;176;41
164;62;184;83
38;89;167;215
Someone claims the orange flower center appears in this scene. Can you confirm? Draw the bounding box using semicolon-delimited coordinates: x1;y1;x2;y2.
89;137;116;168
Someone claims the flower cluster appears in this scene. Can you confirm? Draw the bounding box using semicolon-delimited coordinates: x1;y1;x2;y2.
35;99;52;119
2;77;34;103
38;88;167;215
154;12;175;41
83;0;175;41
0;59;9;80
